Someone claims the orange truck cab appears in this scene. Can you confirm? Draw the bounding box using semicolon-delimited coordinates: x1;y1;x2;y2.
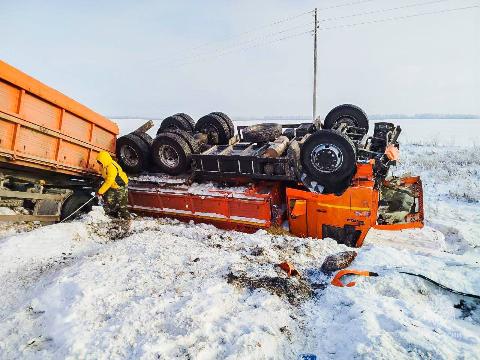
287;161;423;247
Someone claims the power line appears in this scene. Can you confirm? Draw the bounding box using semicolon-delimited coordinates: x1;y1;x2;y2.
156;20;313;65
154;0;384;62
318;0;456;23
213;9;314;41
155;10;313;62
154;0;463;66
174;30;313;68
169;4;479;68
317;4;480;31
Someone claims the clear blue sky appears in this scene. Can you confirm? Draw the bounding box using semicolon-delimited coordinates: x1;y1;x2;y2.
1;0;479;119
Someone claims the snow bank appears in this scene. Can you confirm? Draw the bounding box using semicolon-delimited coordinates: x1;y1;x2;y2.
0;143;479;359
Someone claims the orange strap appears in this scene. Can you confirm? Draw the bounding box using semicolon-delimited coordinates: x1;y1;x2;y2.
331;269;378;287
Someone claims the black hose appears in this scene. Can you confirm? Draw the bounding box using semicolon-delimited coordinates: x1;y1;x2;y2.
399;271;480;300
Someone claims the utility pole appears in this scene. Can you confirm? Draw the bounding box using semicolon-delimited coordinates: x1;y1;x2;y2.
313;8;318;122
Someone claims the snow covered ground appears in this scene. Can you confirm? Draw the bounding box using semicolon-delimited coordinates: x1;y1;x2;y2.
0;122;479;359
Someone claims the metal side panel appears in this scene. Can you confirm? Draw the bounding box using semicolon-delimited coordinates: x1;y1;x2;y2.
127;181;283;232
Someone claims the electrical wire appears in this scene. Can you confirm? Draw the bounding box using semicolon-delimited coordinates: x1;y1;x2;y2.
156;10;313;62
317;0;456;23
155;0;475;67
173;30;313;68
317;4;479;31
153;0;384;62
153;20;313;65
212;9;314;41
169;4;479;68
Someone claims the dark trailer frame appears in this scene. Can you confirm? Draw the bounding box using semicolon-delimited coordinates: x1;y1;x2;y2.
190;123;313;182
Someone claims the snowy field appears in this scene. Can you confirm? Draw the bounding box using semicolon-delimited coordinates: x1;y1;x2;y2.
0;120;479;359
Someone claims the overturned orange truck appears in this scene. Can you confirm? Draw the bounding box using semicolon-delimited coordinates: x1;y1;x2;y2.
123;109;424;248
0;59;423;246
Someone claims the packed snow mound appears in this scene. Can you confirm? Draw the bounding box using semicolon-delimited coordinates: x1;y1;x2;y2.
0;144;479;359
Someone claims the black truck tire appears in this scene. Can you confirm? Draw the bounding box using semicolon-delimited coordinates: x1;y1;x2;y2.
151;132;192;175
323;104;369;132
211;112;234;138
174;113;196;132
116;133;150;173
195;113;231;145
61;192;93;220
300;129;356;185
242;123;282;143
318;170;356;195
162;128;200;154
131;131;153;146
158;114;194;135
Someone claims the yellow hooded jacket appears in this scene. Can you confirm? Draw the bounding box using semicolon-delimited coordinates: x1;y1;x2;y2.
96;151;129;195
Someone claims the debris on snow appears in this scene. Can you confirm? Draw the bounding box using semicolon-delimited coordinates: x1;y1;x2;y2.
277;261;300;277
321;250;358;273
226;272;313;305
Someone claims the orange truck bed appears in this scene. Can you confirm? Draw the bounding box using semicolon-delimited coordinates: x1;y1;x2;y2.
128;180;285;233
0;60;118;177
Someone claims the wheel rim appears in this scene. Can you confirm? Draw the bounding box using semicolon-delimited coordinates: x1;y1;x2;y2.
200;125;220;144
120;145;139;167
159;144;180;168
310;143;343;173
335;116;357;128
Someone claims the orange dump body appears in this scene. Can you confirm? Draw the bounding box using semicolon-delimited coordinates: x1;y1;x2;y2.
128;180;285;233
287;162;424;247
0;60;118;177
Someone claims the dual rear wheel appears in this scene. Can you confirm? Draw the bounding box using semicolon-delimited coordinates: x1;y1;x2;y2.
151;112;234;175
117;112;235;175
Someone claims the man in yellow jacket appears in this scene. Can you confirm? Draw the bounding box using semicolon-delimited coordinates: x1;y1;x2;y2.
96;151;130;219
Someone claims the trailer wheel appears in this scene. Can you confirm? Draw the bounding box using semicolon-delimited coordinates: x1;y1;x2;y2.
174;113;195;132
195;113;231;145
301;129;356;184
162;128;200;154
323;104;369;132
158;114;194;135
61;192;93;221
116;133;150;173
242;123;282;143
131;131;153;146
211;112;235;138
152;132;192;175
